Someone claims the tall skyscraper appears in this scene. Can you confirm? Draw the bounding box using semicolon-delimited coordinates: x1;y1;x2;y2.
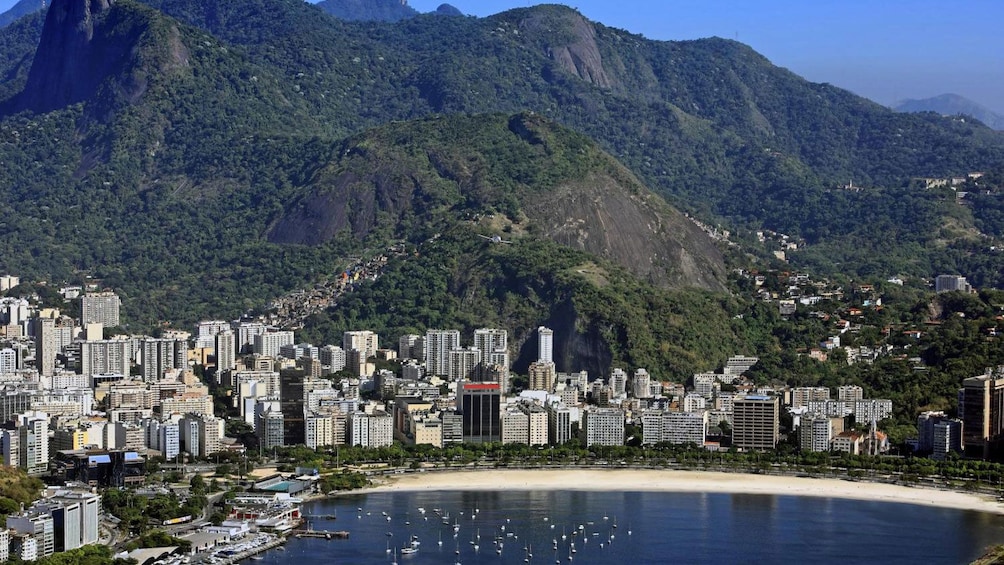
448;347;481;381
33;317;56;377
460;383;501;444
215;330;236;373
537;326;553;363
962;371;1004;459
80;292;121;328
424;330;460;377
18;412;50;476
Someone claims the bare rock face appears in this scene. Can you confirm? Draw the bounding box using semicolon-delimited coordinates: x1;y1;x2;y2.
18;0;142;113
521;10;612;88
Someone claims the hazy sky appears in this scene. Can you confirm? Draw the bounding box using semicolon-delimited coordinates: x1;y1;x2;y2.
1;0;1000;113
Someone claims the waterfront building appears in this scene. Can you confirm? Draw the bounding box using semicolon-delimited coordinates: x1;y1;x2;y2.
583;407;624;447
932;419;963;461
460;382;501;444
962;370;1004;459
732;395;779;450
641;410;707;446
799;414;833;452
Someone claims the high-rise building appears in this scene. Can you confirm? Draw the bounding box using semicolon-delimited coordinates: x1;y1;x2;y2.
319;345;346;373
256;402;284;450
935;274;972;293
460;383;501;444
501;411;529;445
6;510;54;557
528;361;556;392
790;386;830;408
424;330;460;377
449;347;481;381
917;411;949;453
140;339;187;382
81;292;121;328
215;330;236;372
0;347;18;373
583;408;624;447
343;331;379;360
236;322;268;354
349;411;393;448
305;413;334;449
254;331;295;359
518;402;548;446
733;395;780;450
632;369;652;399
932;419;963;461
33;317;56;377
18;412;49;476
962;371;1004;459
837;385;864;402
641;410;707;446
398;334;421;360
79;340;132;377
537;326;553;363
159;423;180;460
546;401;570;447
609;368;628;396
799;414;833;452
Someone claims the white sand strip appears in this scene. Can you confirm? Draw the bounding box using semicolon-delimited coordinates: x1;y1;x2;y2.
351;469;1004;515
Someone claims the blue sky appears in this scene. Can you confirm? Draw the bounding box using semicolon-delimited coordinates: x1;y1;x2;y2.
2;0;1000;113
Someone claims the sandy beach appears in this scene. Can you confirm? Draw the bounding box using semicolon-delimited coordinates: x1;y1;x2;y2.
352;468;1004;515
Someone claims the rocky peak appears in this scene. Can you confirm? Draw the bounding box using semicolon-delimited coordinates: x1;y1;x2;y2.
519;8;612;88
15;0;188;115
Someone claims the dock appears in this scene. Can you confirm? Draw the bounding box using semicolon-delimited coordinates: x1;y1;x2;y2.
215;537;285;565
294;530;349;540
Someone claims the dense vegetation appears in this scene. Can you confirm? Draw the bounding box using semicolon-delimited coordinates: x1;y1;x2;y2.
0;0;1000;329
300;228;743;378
0;466;43;518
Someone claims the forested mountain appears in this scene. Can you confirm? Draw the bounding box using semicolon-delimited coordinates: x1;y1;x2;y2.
896;93;1004;131
314;0;418;22
0;0;44;28
0;0;1003;337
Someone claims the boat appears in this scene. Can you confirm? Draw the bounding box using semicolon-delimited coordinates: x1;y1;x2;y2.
250;557;264;561
400;547;418;555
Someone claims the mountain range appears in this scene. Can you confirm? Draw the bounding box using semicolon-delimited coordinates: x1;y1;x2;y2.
0;0;1002;374
895;93;1004;131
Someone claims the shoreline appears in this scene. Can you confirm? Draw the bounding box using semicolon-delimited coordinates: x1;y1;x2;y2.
336;468;1004;516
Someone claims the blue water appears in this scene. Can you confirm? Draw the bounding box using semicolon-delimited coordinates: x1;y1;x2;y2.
254;489;1004;564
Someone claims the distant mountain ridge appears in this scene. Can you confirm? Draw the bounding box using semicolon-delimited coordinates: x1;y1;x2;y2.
314;0;463;22
0;0;1002;332
895;93;1004;131
0;0;44;28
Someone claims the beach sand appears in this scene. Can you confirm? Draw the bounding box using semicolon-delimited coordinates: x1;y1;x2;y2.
351;468;1004;515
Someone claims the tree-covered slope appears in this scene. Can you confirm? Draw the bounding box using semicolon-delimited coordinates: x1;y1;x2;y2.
299;227;744;379
270;112;726;290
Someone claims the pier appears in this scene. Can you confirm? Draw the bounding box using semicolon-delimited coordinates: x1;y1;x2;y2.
294;530;349;540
